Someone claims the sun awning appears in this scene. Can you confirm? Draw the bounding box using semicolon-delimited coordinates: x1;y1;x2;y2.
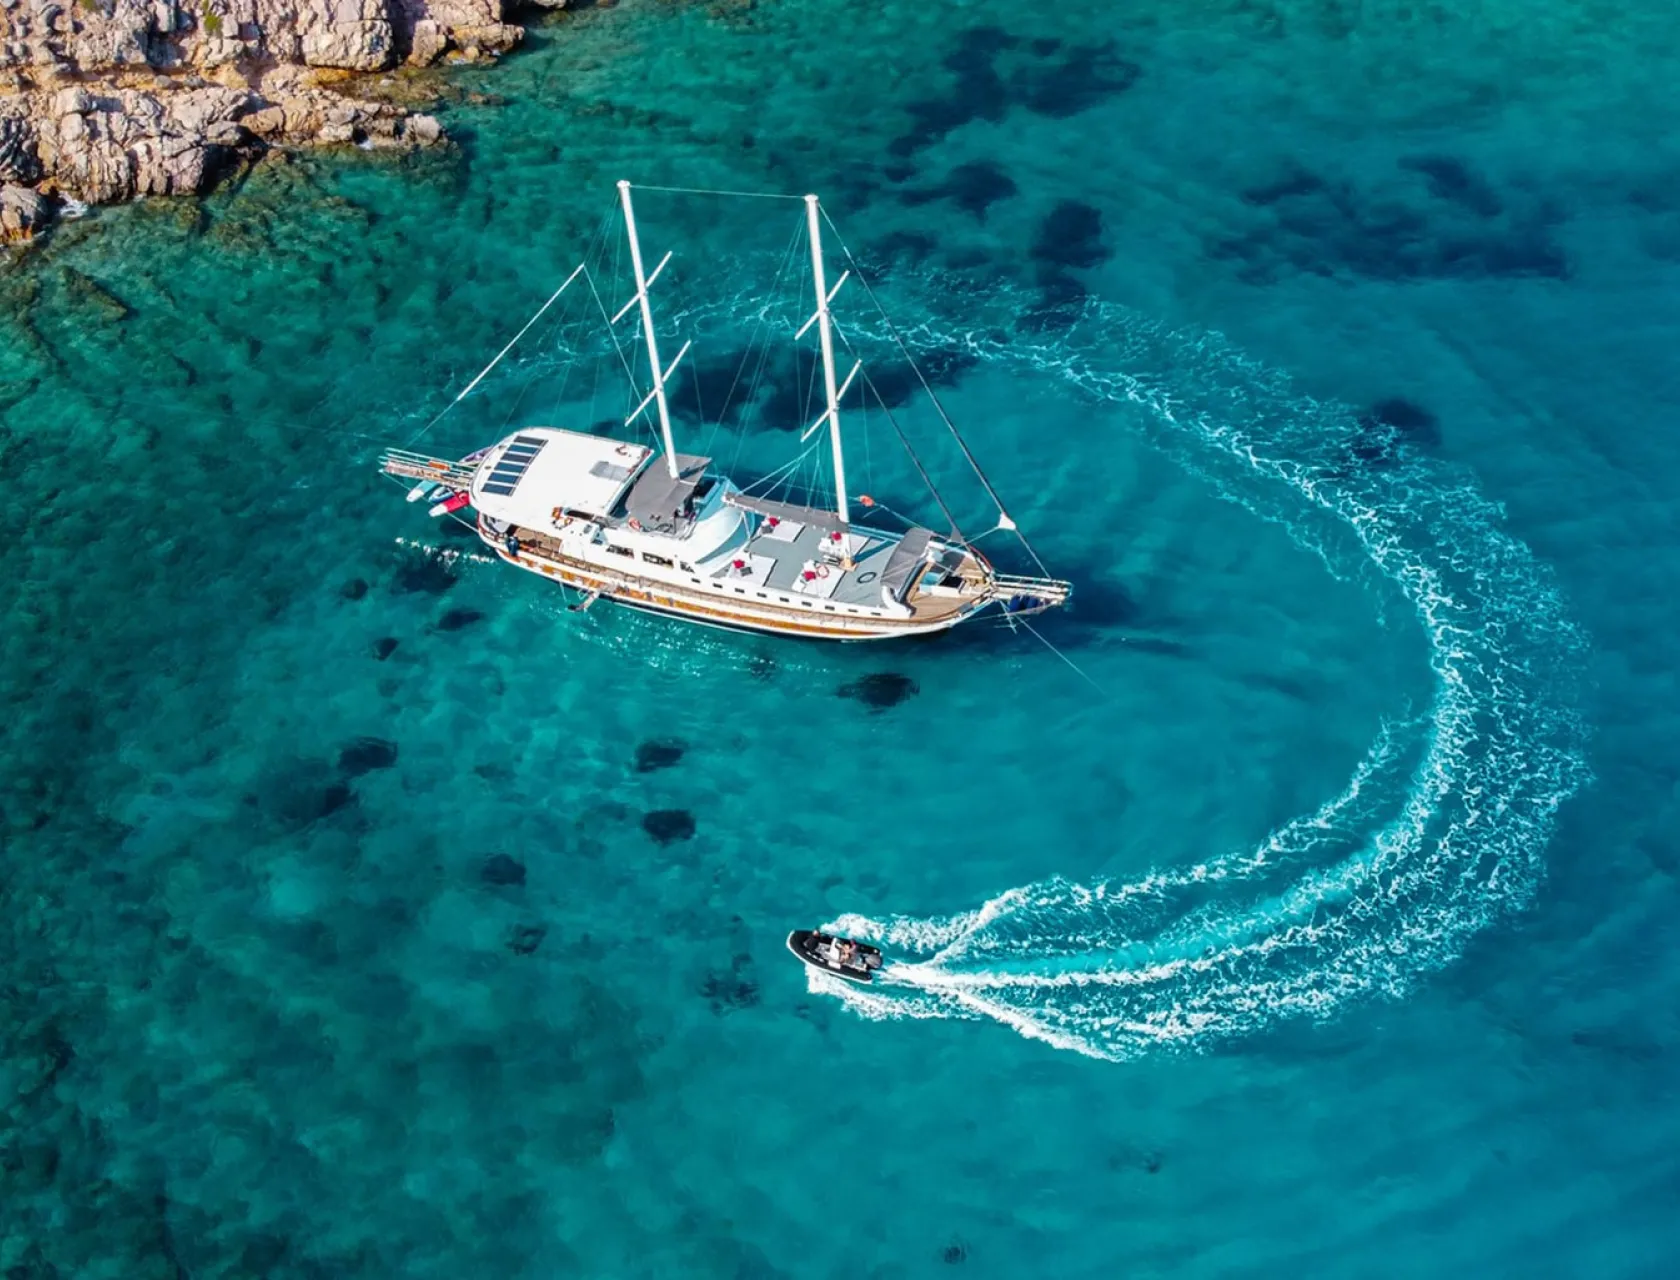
625;453;711;531
879;527;935;599
723;491;849;535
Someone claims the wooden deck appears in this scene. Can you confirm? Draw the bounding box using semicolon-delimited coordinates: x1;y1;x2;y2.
500;524;991;637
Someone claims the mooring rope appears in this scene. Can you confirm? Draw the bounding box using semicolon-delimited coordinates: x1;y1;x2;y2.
1015;615;1107;697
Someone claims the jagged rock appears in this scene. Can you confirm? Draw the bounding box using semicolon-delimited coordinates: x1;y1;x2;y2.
0;183;49;242
406;112;440;144
300;5;396;72
407;18;448;66
205;119;246;146
451;23;521;58
241;105;286;136
37;86;251;201
0;113;41;185
0;0;530;211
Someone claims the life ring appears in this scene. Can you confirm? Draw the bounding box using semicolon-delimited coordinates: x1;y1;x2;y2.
628;517;643;531
615;444;635;457
856;570;877;584
815;564;831;579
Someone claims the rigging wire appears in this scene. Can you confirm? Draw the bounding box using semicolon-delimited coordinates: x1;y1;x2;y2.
705;215;806;465
403;197;631;448
631;183;805;202
819;207;1055;578
725;220;806;476
848;360;968;543
405;263;585;446
582;264;639;391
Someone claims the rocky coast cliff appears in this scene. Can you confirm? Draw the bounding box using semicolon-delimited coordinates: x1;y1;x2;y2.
0;0;558;241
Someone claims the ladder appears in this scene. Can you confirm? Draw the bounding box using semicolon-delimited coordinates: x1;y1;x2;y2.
992;572;1074;612
380;448;479;489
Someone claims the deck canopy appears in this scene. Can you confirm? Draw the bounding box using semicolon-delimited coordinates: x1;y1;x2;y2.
471;427;652;526
879;527;936;599
724;491;850;535
626;453;712;532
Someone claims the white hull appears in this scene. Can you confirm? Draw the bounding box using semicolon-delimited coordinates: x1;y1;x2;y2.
488;534;987;641
380;181;1072;648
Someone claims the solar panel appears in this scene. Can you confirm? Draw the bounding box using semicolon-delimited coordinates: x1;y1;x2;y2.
478;437;548;499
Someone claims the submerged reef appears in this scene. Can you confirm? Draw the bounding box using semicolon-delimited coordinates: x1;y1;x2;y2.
0;0;563;241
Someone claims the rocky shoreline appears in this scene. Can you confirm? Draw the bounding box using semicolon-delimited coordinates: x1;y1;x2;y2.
0;0;562;243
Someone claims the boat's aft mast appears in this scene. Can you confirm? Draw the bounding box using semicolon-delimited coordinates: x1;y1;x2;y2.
804;194;849;526
618;180;681;481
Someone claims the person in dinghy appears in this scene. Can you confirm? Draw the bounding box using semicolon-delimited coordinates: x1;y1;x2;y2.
786;929;884;984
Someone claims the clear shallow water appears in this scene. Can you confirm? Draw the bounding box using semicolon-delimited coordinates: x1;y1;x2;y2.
3;1;1676;1275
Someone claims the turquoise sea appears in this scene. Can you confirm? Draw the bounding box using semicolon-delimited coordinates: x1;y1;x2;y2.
4;0;1677;1273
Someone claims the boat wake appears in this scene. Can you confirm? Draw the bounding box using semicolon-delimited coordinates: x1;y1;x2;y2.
806;293;1590;1061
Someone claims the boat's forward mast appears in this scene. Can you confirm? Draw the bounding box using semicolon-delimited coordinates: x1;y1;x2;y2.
798;195;861;531
616;180;690;482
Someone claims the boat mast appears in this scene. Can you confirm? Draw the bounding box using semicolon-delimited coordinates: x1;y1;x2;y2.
805;194;849;526
618;180;681;481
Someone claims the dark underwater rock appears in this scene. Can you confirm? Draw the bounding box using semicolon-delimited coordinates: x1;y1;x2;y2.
1218;156;1569;285
1399;154;1503;217
507;923;547;955
1032;199;1109;270
890;25;1136;159
702;950;759;1012
288;779;351;826
316;782;354;820
373;636;399;661
634;739;686;774
838;672;920;710
1065;577;1141;628
904;160;1018;219
1368;396;1441;446
436;607;485;632
642;809;696;845
1349;396;1442;466
482;853;527;887
854;344;977;411
393;556;458;595
891;26;1011;158
1017;40;1140;116
1018;269;1089;334
264;760;358;828
337;736;397;777
339;577;369;600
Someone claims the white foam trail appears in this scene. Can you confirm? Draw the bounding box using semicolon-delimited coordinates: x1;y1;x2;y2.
483;253;1588;1058
809;293;1588;1061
